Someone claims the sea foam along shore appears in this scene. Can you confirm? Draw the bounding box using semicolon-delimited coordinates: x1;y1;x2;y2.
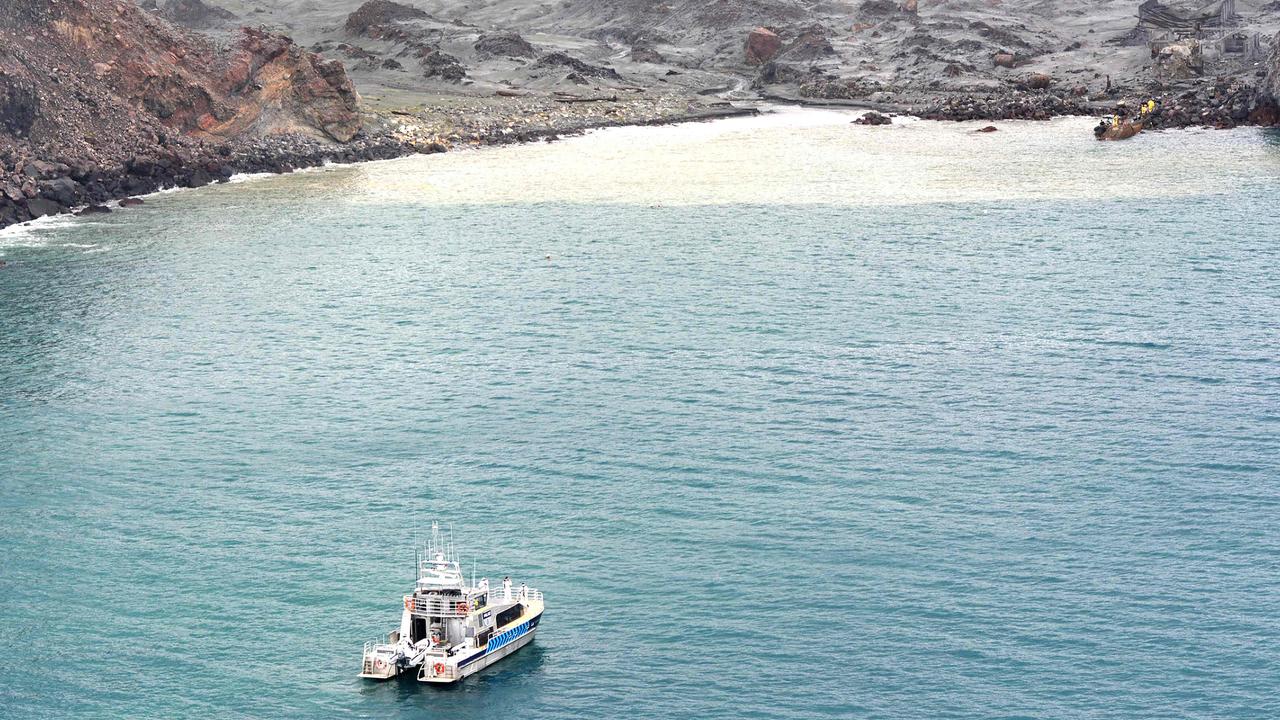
0;100;759;234
0;99;758;233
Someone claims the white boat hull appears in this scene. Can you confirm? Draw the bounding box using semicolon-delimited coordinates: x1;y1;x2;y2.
444;626;536;682
419;609;542;684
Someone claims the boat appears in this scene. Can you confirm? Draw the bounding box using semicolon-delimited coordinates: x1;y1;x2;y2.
1095;116;1146;140
359;523;545;683
1095;100;1157;141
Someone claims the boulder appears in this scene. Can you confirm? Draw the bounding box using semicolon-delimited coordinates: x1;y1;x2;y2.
1026;72;1053;89
1155;40;1203;80
184;167;212;188
119;198;145;207
745;27;782;65
24;197;66;218
38;177;83;207
993;52;1017;68
854;111;892;125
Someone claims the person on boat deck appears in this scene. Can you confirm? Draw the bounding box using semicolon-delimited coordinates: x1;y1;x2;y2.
519;582;527;600
1116;103;1129;124
503;576;512;599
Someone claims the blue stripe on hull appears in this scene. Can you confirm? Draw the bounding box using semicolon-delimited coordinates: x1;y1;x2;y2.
459;612;542;668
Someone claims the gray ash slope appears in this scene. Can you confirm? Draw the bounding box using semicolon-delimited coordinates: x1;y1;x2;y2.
167;0;1280;111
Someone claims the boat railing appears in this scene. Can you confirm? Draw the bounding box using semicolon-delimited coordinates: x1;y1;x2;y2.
408;586;543;617
489;587;544;603
406;594;474;618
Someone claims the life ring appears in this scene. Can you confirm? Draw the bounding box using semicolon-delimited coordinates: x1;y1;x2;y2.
404;597;415;613
374;659;386;670
433;662;446;675
456;602;469;614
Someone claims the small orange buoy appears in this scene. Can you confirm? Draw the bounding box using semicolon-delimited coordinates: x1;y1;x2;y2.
433;662;446;675
456;602;469;614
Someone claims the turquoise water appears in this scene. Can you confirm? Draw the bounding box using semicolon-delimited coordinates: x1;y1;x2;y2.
2;112;1280;718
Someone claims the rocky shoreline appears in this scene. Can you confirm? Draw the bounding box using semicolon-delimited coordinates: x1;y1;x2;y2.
7;83;1280;233
916;78;1279;129
773;71;1280;129
1;97;755;232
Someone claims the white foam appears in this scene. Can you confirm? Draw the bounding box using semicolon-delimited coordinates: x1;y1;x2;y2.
351;109;1271;207
227;172;276;184
0;213;80;248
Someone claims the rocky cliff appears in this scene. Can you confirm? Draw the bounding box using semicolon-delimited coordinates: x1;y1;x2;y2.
1269;31;1280;103
0;0;364;226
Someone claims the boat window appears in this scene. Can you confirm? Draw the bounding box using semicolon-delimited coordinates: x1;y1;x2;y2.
495;603;524;629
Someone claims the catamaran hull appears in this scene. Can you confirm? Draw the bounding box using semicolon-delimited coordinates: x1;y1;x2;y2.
431;628;536;683
420;612;542;684
359;649;410;680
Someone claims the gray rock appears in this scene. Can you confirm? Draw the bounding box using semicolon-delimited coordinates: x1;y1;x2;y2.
25;197;66;218
38;176;83;207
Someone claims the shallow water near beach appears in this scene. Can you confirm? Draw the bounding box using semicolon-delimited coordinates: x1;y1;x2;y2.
2;108;1279;719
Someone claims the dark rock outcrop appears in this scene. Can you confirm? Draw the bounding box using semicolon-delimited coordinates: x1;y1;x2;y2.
630;42;665;64
1265;31;1280;102
799;74;877;99
418;49;467;81
781;26;835;62
0;75;39;138
922;92;1091;121
161;0;235;28
345;0;428;37
854;111;892;125
474;32;536;59
535;52;622;81
858;0;900;17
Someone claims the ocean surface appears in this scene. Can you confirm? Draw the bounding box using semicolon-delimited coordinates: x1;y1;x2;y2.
2;108;1279;719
